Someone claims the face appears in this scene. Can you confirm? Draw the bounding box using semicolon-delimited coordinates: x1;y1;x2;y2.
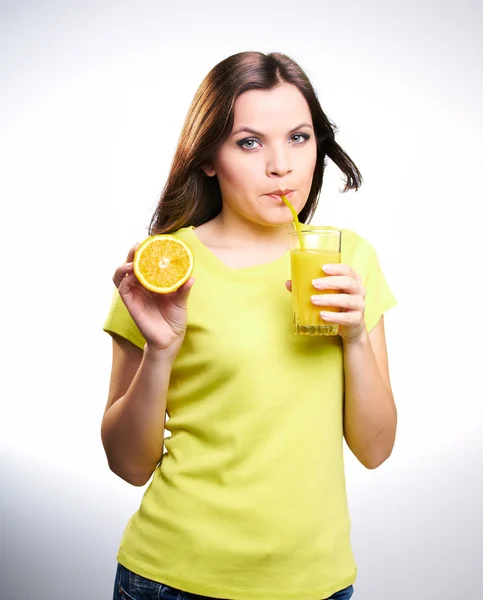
203;83;317;227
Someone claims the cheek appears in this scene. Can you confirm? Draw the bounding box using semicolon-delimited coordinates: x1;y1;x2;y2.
305;147;318;180
216;156;256;192
294;142;317;173
217;167;244;196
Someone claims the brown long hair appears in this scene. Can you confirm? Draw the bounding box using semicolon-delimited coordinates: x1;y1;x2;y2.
149;51;362;235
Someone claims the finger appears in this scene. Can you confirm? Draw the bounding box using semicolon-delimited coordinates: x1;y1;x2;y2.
321;263;358;277
114;276;145;317
119;272;140;292
126;243;141;263
322;265;364;288
313;275;360;295
285;280;292;293
113;262;133;288
311;293;365;312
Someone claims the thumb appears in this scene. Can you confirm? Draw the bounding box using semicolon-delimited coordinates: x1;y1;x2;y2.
285;280;292;293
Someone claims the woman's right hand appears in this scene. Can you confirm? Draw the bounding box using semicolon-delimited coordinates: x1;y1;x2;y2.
112;243;195;354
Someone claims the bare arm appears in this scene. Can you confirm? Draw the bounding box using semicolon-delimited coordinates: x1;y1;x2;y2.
101;243;194;486
343;317;397;469
294;261;397;469
101;335;176;486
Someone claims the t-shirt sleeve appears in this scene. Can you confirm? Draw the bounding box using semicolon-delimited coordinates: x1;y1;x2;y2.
103;289;146;350
342;231;397;333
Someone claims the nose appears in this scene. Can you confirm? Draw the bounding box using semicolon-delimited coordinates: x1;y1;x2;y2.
266;146;292;178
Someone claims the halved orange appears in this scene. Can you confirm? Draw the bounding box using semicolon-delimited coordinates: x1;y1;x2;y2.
133;235;194;294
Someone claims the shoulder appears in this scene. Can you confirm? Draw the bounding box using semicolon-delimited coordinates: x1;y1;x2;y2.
103;289;146;350
340;228;378;261
339;228;384;288
308;225;384;287
170;226;196;242
306;223;378;266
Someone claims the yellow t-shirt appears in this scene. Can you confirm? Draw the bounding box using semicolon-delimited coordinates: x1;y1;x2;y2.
103;226;397;600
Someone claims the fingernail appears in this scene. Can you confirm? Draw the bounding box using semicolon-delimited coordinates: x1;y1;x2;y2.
312;279;324;289
322;265;335;273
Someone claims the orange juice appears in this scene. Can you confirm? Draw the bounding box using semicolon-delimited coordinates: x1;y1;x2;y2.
290;226;342;336
291;249;341;335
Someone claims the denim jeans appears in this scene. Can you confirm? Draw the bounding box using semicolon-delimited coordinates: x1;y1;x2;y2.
113;563;354;599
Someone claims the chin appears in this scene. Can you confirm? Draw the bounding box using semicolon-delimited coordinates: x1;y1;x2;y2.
258;217;293;229
266;210;295;227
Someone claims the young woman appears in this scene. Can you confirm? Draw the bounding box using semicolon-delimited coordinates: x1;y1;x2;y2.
102;51;397;600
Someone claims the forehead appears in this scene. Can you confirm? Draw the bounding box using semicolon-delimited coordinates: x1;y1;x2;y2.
232;83;312;130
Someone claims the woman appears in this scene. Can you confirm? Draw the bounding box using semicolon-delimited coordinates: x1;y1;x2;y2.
102;51;397;600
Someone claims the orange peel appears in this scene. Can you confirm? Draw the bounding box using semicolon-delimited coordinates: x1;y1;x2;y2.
133;235;194;294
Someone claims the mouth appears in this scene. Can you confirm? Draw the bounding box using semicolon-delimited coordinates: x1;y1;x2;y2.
265;189;295;202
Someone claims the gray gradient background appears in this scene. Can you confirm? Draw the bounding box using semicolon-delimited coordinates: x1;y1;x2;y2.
1;1;482;599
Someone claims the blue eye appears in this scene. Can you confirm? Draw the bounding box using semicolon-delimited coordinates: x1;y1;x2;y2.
236;138;261;150
236;133;310;150
291;133;310;144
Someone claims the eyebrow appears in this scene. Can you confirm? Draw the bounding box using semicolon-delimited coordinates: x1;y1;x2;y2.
230;122;313;137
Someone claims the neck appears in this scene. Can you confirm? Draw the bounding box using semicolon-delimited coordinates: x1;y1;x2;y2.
210;210;294;249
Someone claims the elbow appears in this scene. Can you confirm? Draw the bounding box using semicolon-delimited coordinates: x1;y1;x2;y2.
107;460;152;487
101;437;153;488
361;455;388;470
360;445;395;470
118;472;151;488
101;428;151;487
346;434;396;470
359;421;397;470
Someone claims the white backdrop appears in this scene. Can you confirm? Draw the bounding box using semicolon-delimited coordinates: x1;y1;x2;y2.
1;1;482;599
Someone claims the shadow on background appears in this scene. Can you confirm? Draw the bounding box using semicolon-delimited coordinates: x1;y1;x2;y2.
2;437;482;600
1;454;137;600
347;435;483;599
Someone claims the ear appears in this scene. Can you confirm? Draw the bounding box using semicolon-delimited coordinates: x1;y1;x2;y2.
202;163;216;177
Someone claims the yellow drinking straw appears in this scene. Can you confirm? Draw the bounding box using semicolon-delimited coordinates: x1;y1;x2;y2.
281;194;305;251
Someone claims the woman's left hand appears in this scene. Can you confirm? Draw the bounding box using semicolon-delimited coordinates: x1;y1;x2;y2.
286;263;367;343
313;263;366;342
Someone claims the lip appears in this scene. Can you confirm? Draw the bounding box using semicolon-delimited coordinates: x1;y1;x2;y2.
266;189;294;196
266;189;294;200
